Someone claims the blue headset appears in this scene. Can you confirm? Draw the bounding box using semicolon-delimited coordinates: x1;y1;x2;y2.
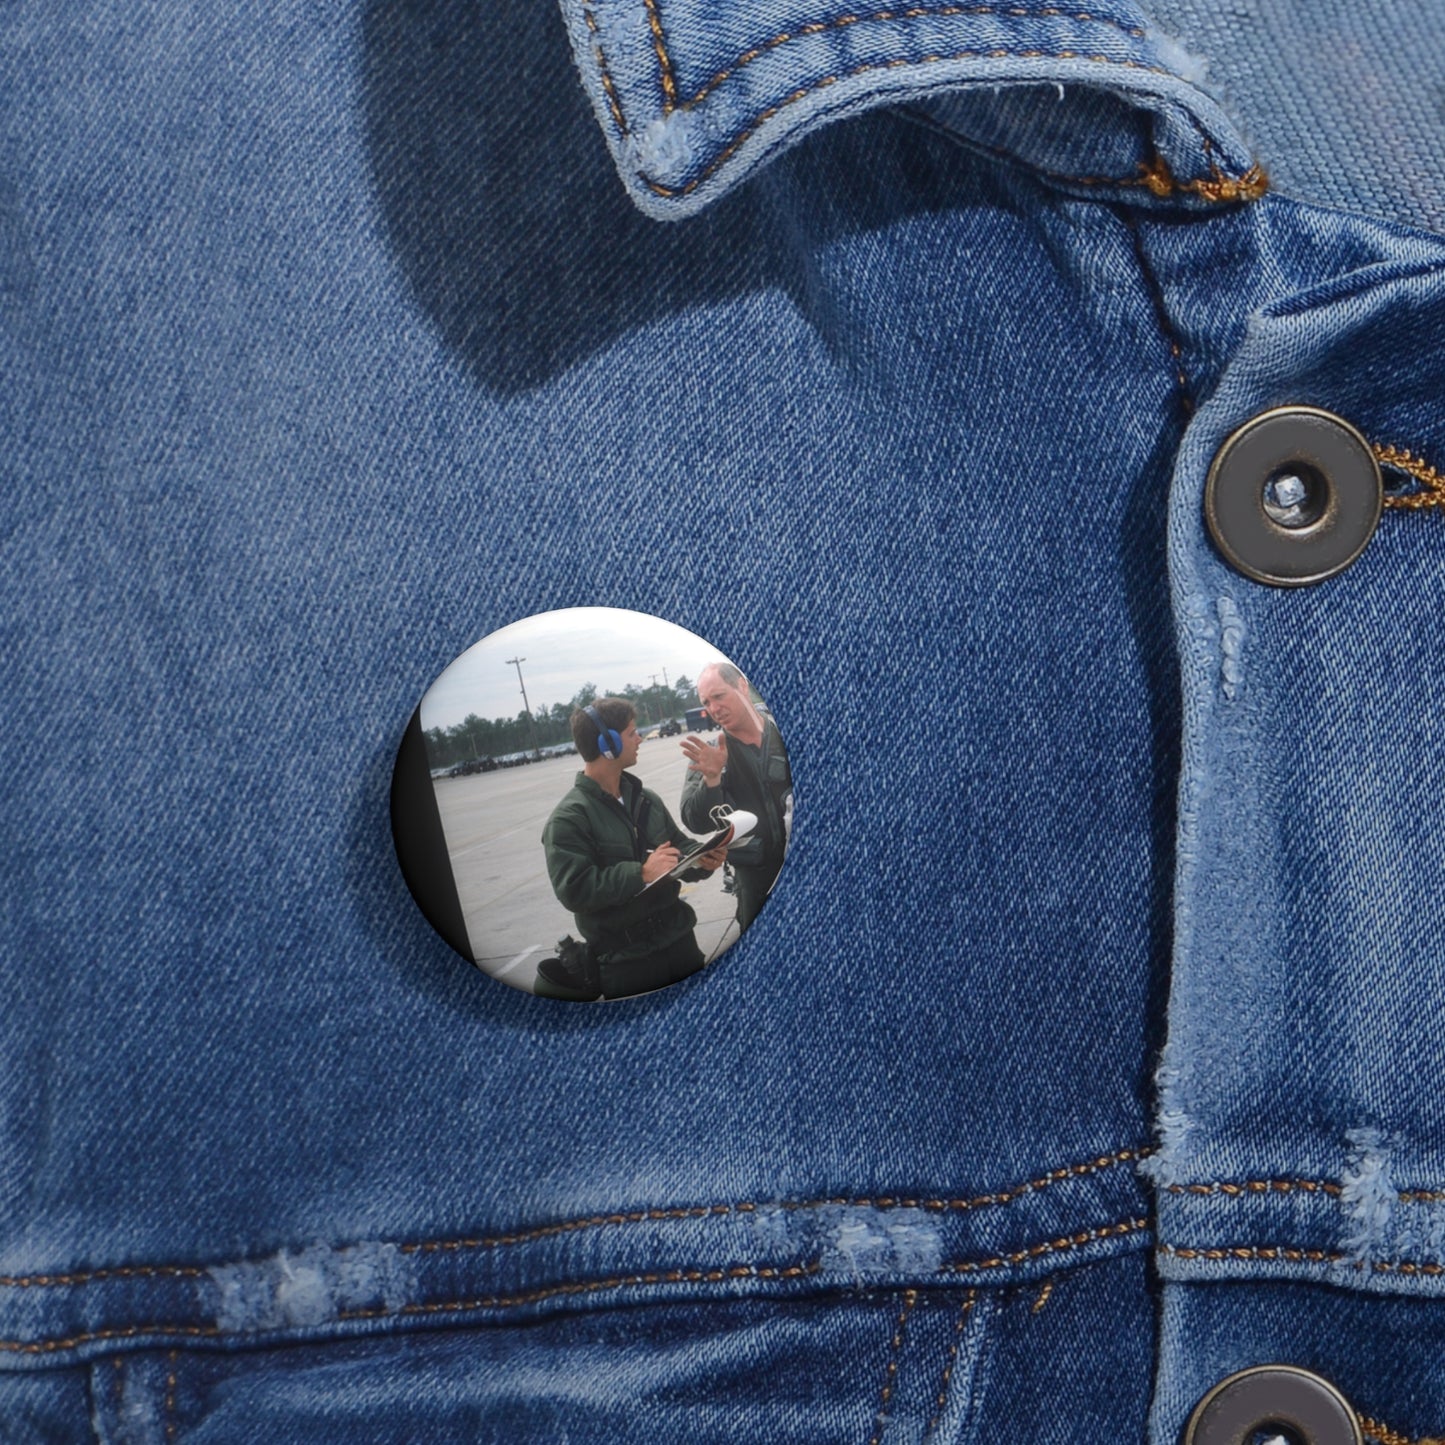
584;704;623;760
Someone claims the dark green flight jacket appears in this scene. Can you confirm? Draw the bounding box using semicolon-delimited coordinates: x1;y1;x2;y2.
679;714;791;884
541;771;709;962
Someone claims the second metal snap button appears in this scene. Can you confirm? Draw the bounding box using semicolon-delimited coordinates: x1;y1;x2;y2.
1183;1365;1363;1445
1204;406;1382;586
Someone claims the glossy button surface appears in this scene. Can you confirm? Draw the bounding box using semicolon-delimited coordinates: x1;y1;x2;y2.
1204;406;1382;586
1183;1365;1363;1445
391;607;793;1002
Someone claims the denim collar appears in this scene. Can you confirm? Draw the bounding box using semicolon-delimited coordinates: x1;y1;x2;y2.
559;0;1264;219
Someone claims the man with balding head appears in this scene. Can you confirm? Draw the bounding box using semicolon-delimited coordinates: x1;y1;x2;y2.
680;663;792;932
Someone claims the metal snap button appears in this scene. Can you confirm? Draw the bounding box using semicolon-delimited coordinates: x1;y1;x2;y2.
1204;406;1382;586
1183;1365;1363;1445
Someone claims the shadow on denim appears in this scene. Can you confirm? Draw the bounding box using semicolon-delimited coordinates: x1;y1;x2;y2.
359;0;982;395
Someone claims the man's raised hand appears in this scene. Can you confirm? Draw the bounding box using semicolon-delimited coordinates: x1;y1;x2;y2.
679;733;727;787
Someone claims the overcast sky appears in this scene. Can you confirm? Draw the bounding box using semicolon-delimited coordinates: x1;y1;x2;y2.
420;608;733;731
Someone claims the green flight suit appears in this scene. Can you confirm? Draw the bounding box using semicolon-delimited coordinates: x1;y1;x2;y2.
541;770;710;999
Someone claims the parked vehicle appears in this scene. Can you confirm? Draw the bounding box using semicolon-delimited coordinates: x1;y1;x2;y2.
445;756;497;777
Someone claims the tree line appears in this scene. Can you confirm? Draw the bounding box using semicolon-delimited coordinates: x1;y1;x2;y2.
425;678;695;766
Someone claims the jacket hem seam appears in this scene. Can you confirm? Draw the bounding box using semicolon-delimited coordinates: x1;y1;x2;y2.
0;1218;1150;1357
0;1145;1152;1291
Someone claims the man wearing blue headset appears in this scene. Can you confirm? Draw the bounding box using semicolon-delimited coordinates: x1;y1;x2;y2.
539;697;728;999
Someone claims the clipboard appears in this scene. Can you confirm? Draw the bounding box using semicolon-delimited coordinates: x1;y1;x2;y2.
641;809;756;889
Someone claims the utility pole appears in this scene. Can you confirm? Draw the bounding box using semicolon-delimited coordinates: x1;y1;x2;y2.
506;655;542;757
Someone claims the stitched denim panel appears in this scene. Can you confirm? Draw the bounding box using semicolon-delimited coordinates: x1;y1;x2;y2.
1133;198;1445;1296
558;0;1261;217
0;1156;1148;1364
0;1258;1152;1443
6;0;1445;1433
2;0;1175;1366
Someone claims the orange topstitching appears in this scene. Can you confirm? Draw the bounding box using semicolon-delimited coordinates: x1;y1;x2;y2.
163;1348;179;1443
399;1145;1152;1255
1157;1242;1445;1277
924;1289;979;1438
582;6;628;133
941;1217;1149;1273
0;1264;823;1356
1166;1178;1344;1198
636;50;1231;200
867;1288;919;1445
1360;1413;1445;1445
651;5;1151;115
1166;1176;1445;1203
1374;443;1445;509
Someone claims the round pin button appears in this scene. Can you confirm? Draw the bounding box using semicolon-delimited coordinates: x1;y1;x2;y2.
391;608;793;1001
1183;1365;1363;1445
1204;406;1382;586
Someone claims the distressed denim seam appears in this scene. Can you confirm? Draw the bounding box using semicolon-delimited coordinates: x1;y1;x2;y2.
630;51;1237;200
0;1324;224;1358
583;6;629;131
583;5;1261;200
0;1218;1146;1355
644;50;1184;200
0;1146;1152;1291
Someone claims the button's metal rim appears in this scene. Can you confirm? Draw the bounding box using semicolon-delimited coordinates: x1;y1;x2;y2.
1182;1363;1364;1445
1203;405;1383;588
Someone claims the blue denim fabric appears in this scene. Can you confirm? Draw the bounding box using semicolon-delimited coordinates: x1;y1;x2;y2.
1144;0;1445;235
3;0;1445;1441
563;0;1258;220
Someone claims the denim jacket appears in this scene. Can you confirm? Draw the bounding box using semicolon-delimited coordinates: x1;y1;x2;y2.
4;0;1445;1440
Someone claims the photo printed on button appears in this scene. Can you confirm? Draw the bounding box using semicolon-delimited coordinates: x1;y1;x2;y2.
391;608;793;1001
